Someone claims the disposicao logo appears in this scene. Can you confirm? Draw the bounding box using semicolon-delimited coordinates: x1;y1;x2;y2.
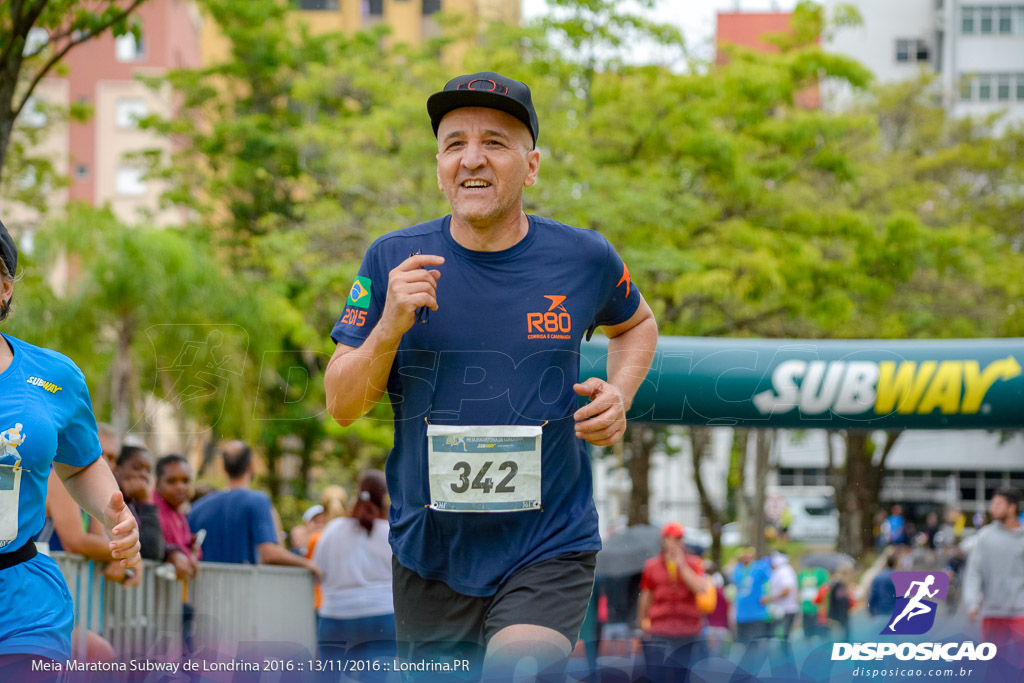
347;277;372;309
831;571;997;663
886;571;948;635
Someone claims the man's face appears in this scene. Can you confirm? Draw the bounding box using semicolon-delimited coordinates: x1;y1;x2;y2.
436;107;539;230
99;432;119;470
157;461;192;509
990;495;1014;523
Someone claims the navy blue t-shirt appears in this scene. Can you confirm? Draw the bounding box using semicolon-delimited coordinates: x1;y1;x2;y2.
188;488;278;565
331;215;641;596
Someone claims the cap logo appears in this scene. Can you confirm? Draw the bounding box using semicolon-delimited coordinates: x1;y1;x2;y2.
457;79;508;95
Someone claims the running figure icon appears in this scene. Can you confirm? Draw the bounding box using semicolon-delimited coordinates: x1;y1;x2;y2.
889;574;939;631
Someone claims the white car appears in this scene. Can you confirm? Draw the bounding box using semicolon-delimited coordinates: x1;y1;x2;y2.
686;522;742;549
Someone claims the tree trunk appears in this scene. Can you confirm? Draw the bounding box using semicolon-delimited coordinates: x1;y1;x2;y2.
752;429;773;558
839;430;873;557
110;316;135;441
733;429;752;547
198;430;219;477
690;426;723;566
625;425;654;526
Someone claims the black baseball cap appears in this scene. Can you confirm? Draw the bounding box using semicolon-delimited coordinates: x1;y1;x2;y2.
427;71;539;147
0;219;16;278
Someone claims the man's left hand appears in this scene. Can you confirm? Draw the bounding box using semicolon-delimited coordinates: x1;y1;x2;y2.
573;378;627;446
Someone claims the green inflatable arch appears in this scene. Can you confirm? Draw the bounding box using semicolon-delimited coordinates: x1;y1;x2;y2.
580;337;1024;429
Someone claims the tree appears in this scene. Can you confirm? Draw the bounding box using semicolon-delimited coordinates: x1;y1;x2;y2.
140;0;453;495
0;0;150;179
5;205;275;454
477;0;1024;553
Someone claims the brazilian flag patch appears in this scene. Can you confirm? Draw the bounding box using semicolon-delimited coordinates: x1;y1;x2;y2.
347;276;372;309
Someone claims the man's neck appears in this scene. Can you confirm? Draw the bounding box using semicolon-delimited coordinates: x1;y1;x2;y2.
227;477;250;490
449;210;528;252
1001;516;1021;531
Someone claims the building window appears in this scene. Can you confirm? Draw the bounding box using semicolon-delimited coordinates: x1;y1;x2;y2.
998;6;1013;31
1017;73;1024;100
962;7;975;33
115;98;147;128
74;164;89;180
978;73;992;100
20;97;47;128
915;39;929;61
896;39;929;63
998;74;1012;100
115;166;147;196
298;0;338;8
423;0;441;14
115;33;144;62
980;6;994;33
367;0;383;15
896;39;910;62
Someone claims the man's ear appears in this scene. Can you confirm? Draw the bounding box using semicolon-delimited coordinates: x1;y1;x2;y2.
523;149;540;188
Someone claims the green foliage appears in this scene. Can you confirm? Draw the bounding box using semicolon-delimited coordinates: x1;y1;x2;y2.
0;0;150;189
9;0;1009;502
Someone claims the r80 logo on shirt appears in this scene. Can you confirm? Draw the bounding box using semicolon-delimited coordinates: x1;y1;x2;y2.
527;295;572;341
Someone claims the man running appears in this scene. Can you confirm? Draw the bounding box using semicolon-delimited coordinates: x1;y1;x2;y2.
888;574;939;631
324;71;657;680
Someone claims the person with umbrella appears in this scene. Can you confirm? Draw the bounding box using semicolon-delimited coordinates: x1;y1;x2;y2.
635;523;710;682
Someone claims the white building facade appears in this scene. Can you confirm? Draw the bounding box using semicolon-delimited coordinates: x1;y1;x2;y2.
824;0;1024;128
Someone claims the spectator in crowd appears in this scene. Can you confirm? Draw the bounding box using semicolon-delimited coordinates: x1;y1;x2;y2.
114;445;165;562
305;485;347;556
97;423;120;469
305;485;349;612
922;511;940;550
703;560;731;657
816;565;856;642
882;505;907;546
313;470;393;677
154;454;199;580
153;454;199;655
635;523;709;682
733;548;772;649
873;510;888;555
763;552;799;659
797;560;829;641
188;441;319;578
868;552;898;629
964;488;1024;667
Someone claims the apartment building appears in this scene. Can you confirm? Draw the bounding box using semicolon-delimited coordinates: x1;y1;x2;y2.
200;0;522;64
824;0;1024;127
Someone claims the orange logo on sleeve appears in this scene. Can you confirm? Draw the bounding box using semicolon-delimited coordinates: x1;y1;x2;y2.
616;264;632;298
527;296;572;340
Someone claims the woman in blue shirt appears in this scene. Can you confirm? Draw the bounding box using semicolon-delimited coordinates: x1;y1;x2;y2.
0;220;142;677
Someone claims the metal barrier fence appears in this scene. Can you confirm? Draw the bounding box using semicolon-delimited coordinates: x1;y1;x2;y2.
53;552;317;661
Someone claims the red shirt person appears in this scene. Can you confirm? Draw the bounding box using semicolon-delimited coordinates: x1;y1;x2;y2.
153;455;199;580
636;523;710;682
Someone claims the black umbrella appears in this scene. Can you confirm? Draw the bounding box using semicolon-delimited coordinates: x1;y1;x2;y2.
800;551;856;573
596;524;663;578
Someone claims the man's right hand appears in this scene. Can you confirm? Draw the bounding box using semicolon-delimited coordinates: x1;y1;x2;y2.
377;254;444;340
968;609;978;623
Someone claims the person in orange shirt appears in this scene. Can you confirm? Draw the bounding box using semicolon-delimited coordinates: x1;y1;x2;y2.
636;523;710;683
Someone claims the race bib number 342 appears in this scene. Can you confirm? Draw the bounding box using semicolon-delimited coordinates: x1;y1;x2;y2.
427;425;542;513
